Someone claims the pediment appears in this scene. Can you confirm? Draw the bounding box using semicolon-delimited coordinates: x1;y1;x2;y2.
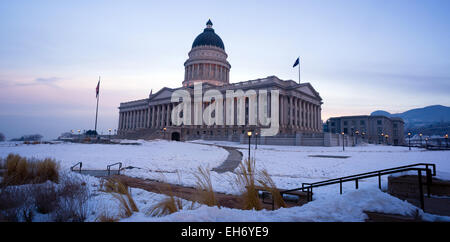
297;83;322;100
149;87;175;101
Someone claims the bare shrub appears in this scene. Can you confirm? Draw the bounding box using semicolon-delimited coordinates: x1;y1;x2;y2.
193;166;219;207
32;182;59;214
234;158;262;210
51;175;90;222
0;186;32;222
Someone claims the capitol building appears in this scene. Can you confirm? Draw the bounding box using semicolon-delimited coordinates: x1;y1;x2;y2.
117;20;335;146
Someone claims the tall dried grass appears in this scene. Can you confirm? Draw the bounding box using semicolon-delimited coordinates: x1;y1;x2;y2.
193;166;219;207
101;178;138;218
235;158;262;210
256;170;286;209
2;154;59;185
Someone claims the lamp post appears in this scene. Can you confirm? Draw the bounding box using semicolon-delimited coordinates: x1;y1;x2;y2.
255;132;258;150
362;132;365;143
247;131;252;161
381;133;384;145
425;137;428;149
445;134;448;148
408;132;411;150
419;133;423;147
77;130;81;142
385;134;389;145
108;128;112;140
163;127;167;140
355;130;359;145
341;132;345;151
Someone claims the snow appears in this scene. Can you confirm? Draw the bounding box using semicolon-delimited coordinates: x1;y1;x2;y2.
0;140;228;172
120;188;449;222
1;139;449;222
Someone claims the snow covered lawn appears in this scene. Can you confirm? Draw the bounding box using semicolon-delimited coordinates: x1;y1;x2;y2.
0;140;228;173
1;139;449;222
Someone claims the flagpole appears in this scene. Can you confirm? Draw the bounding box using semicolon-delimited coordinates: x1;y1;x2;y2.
95;76;100;133
298;56;301;84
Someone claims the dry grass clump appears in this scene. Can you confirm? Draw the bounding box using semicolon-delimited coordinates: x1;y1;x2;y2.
193;166;219;207
235;158;262;210
2;154;59;185
0;174;90;222
101;178;138;218
256;170;286;209
96;213;120;222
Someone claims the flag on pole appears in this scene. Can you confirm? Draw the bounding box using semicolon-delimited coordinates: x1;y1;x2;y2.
293;57;300;68
96;80;100;98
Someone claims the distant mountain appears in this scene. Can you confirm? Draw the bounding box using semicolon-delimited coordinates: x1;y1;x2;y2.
371;105;450;131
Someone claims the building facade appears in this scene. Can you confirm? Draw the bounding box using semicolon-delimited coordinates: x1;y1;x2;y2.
117;20;325;144
326;115;405;145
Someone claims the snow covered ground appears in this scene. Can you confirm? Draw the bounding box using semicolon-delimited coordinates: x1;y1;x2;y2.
1;139;449;222
0;140;228;172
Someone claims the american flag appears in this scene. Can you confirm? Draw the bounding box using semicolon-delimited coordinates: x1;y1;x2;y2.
96;80;100;98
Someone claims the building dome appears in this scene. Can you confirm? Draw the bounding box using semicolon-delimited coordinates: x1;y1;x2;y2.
183;20;230;87
191;20;225;50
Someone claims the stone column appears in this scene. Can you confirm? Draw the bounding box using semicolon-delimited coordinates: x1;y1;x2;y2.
150;106;154;128
167;104;171;126
157;105;161;127
319;106;322;132
293;97;298;128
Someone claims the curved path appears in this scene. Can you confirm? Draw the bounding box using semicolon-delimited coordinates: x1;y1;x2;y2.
211;145;243;173
188;141;243;173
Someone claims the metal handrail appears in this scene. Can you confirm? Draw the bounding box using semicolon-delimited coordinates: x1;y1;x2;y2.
107;162;122;175
70;162;82;173
277;163;436;211
301;163;436;188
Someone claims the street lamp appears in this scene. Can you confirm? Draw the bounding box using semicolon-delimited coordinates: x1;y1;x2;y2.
385;134;389;145
77;130;81;142
445;134;448;148
362;132;366;142
408;132;411;150
341;132;345;151
425;137;428;149
247;131;252;160
163;127;167;140
355;130;359;145
381;133;384;145
419;133;423;147
255;132;258;150
108;128;112;140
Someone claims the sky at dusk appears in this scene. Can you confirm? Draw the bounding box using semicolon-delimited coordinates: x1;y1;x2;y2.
1;0;449;139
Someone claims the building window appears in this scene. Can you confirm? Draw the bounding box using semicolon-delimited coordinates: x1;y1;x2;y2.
393;123;398;128
331;122;335;127
344;128;348;134
351;120;356;125
377;120;382;125
343;121;348;126
360;120;365;125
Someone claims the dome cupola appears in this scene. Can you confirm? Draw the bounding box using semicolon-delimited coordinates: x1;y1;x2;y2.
191;19;225;50
183;20;231;87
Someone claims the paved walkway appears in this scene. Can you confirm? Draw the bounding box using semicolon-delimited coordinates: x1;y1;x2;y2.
188;141;244;173
211;145;243;173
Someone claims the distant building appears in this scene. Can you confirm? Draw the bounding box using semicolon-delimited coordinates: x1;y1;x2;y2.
326;115;405;145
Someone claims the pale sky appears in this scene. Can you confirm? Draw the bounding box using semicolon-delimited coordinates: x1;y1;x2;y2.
1;0;449;139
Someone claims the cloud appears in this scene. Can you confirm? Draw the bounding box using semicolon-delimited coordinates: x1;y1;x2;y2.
5;77;63;88
34;77;62;84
